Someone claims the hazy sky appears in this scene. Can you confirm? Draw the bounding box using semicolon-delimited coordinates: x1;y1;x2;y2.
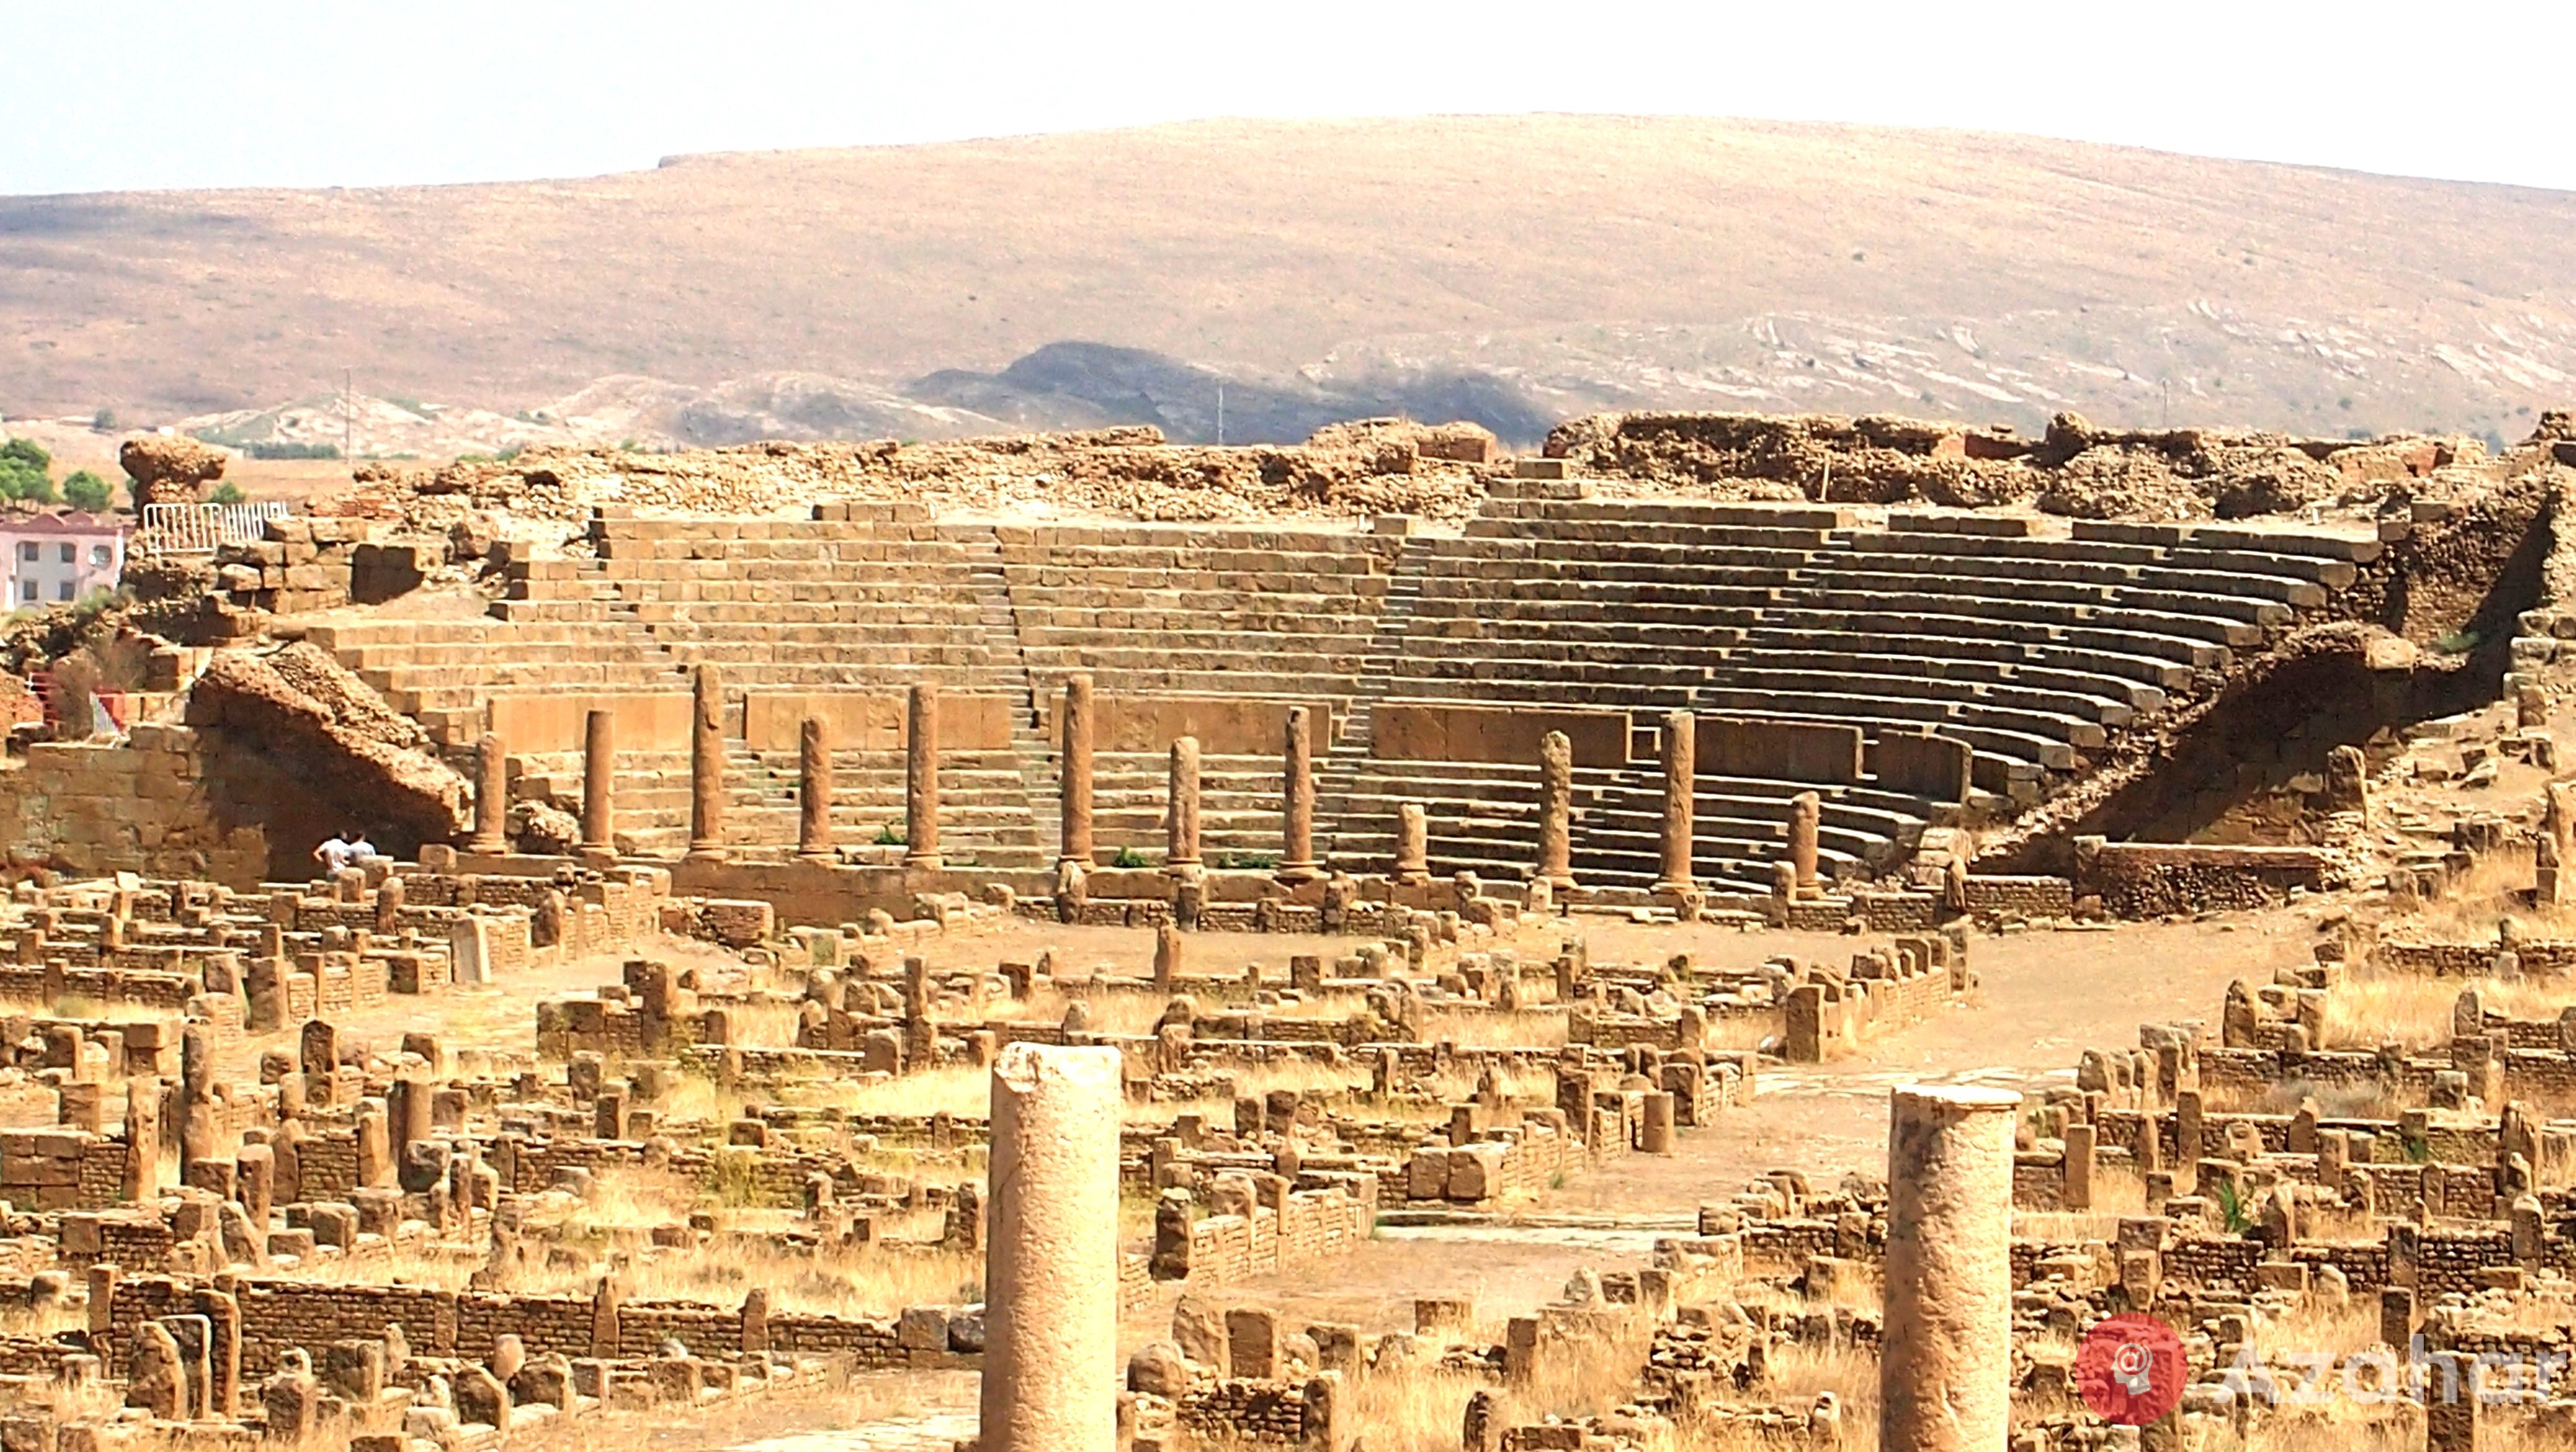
8;1;2573;196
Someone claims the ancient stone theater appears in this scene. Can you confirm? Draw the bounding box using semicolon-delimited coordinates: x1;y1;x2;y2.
4;407;2576;1452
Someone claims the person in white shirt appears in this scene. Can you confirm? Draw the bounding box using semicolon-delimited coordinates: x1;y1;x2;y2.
314;831;356;874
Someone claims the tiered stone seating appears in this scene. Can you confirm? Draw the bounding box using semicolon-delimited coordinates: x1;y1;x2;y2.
721;744;1044;865
995;523;1404;707
1395;492;2366;786
1327;486;2372;889
1086;750;1287;863
510;516;1004;691
304;616;688;746
307;491;2371;886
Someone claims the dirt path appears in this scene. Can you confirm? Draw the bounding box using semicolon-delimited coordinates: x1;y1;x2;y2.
1200;913;2319;1338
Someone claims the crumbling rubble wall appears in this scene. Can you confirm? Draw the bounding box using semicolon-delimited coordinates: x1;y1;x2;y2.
1542;409;2480;521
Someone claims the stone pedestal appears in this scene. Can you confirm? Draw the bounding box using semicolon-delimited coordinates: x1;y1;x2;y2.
1788;792;1821;897
1880;1086;2018;1452
798;714;834;863
1654;709;1696;895
1278;706;1322;882
1060;675;1095;869
1395;802;1432;887
1641;1092;1675;1154
580;709;616;853
470;733;509;853
982;1044;1123;1452
906;684;943;869
686;663;728;863
1166;736;1202;878
1537;730;1575;890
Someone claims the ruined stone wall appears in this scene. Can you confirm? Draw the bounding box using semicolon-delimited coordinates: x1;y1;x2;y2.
2074;842;2338;916
0;728;268;883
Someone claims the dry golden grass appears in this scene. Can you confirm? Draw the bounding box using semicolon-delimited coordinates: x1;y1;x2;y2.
724;998;806;1049
2318;970;2576;1053
1721;1343;1876;1452
985;987;1171;1039
1352;1315;1660;1452
2013;1163;2150;1242
2409;847;2570;940
0;1301;85;1339
1349;1363;1487;1452
1418;1007;1567;1050
824;1063;993;1120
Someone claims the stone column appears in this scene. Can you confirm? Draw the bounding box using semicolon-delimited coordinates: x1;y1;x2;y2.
797;714;834;863
122;1076;160;1201
1278;706;1322;882
470;732;509;853
1059;675;1095;868
686;663;727;863
1394;802;1432;887
981;1043;1122;1452
2062;1121;2096;1211
1166;736;1202;876
905;684;943;869
1880;1086;2018;1452
1536;730;1575;890
580;709;615;853
1788;791;1821;897
1654;710;1696;894
180;1024;216;1170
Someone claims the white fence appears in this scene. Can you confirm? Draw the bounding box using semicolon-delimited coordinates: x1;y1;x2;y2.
138;501;292;555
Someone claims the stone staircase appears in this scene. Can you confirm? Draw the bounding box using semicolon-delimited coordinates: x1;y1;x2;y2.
1315;532;1436;868
956;528;1062;863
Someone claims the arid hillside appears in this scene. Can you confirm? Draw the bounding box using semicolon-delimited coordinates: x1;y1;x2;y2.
4;114;2574;448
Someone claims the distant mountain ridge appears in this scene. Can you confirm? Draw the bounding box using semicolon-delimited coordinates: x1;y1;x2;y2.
5;115;2575;448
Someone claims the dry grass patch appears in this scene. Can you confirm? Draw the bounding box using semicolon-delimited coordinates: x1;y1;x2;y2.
1418;1007;1567;1050
2319;970;2576;1053
986;985;1172;1038
2013;1164;2150;1242
824;1063;992;1120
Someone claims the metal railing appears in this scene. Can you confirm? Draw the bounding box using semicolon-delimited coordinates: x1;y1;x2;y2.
137;501;292;555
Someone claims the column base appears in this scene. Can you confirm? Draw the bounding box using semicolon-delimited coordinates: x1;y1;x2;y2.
685;845;731;865
795;851;836;867
465;837;507;856
1651;881;1701;917
577;846;618;869
1274;861;1324;884
904;854;946;871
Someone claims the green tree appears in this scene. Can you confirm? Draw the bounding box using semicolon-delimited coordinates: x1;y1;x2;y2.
210;481;247;506
62;470;112;513
0;455;53;504
0;436;50;473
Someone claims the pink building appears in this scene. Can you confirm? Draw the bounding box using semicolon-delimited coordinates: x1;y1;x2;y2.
1;512;128;610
